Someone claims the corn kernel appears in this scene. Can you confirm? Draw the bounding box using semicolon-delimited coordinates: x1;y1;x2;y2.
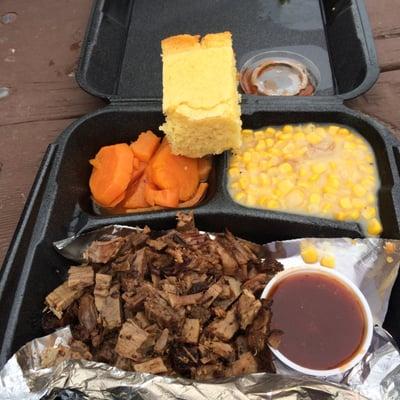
255;140;266;151
270;147;282;156
281;133;292;141
258;196;269;207
328;125;339;135
234;192;246;202
334;211;346;221
344;142;356;150
307;132;322;144
309;193;321;204
243;152;251;163
294;131;305;140
246;193;257;205
260;173;270;186
265;138;275;147
250;175;259;185
329;161;337;169
298;180;310;189
278;179;294;195
327;175;340;188
283;125;294;134
315;127;326;136
362;206;376;219
321;254;335;268
254;130;264;139
352;184;366;197
349;210;360;220
242;129;253;135
367;218;383;236
352;198;365;209
299;166;308;177
301;245;319;264
279;162;293;174
338;128;350;136
366;193;375;204
248;162;258;171
340;197;352;209
321;203;332;214
311;162;327;174
267;199;280;209
265;127;276;135
310;173;320;182
229;167;240;177
259;160;269;170
239;176;249;190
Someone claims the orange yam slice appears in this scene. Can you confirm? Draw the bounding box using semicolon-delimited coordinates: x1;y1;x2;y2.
89;143;134;207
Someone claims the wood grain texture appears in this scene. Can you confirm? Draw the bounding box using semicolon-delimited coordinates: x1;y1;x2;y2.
0;0;399;265
0;0;101;264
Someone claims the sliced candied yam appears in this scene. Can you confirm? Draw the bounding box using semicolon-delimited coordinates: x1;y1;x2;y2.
130;130;161;162
150;139;199;201
120;173;150;209
89;143;134;207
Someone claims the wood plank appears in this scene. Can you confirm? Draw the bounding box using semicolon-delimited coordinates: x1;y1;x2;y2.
347;69;400;138
376;37;400;72
0;119;77;264
0;0;102;126
0;0;98;265
364;0;400;39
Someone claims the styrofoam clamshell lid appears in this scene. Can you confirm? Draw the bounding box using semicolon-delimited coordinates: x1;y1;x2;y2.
76;0;379;102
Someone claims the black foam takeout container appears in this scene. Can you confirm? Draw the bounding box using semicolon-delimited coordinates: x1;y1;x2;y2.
1;0;400;369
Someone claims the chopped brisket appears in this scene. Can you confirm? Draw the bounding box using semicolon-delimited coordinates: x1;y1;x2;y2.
181;319;201;344
227;352;258;377
237;289;262;329
43;212;282;380
176;211;196;232
115;320;154;361
154;328;169;354
84;237;125;264
68;266;94;289
133;357;168;374
46;282;83;319
247;307;272;353
144;295;185;331
207;307;239;341
99;284;122;330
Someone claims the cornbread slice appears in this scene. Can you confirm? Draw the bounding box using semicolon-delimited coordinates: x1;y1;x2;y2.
160;32;242;158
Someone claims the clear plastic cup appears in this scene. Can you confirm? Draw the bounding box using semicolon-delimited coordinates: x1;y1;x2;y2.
239;50;321;96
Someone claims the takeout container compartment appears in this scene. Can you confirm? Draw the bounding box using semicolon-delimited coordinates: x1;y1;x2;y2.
40;104;400;241
1;0;400;372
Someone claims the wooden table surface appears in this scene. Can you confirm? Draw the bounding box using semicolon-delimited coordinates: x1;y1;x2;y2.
0;0;399;265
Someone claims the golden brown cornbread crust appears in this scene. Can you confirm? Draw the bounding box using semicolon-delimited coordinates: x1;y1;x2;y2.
161;32;232;54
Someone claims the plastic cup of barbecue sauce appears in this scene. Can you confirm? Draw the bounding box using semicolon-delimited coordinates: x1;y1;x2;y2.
261;266;373;376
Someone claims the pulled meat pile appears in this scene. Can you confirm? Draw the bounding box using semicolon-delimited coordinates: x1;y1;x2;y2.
43;212;283;380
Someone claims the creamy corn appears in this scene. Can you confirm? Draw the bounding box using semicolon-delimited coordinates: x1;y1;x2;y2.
228;124;382;236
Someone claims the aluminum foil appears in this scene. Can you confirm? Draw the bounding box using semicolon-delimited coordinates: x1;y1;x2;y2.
1;226;400;400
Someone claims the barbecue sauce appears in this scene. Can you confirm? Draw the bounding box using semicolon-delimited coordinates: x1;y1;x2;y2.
268;272;365;370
